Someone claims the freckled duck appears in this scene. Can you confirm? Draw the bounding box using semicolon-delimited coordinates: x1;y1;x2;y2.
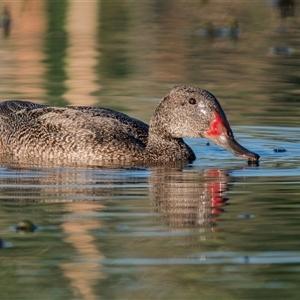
0;85;259;164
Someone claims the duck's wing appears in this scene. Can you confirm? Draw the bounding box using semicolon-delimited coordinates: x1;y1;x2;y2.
69;106;149;145
28;105;149;145
0;101;149;143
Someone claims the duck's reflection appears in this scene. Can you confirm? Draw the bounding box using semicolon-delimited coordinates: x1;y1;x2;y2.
0;163;232;229
0;161;236;298
150;168;229;228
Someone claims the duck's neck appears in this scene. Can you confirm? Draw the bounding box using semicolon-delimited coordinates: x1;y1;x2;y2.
146;108;196;162
146;129;196;163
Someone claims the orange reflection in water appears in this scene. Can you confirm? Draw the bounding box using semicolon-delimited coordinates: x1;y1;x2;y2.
0;1;46;101
61;202;106;300
64;1;100;106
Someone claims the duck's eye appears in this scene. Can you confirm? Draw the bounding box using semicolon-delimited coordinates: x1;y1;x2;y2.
188;98;197;105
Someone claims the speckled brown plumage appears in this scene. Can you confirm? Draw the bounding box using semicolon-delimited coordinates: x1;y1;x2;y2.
0;85;259;166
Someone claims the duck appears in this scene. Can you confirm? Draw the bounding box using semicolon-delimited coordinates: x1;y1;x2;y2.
0;85;259;165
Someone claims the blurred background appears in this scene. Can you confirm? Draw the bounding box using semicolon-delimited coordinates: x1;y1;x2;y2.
0;0;299;126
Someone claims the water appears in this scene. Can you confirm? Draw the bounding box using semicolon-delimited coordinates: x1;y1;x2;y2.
1;1;300;299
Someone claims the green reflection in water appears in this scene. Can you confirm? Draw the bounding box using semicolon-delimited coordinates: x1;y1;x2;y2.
97;0;131;79
43;0;69;106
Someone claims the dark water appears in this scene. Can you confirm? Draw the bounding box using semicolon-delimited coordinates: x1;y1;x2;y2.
1;1;300;299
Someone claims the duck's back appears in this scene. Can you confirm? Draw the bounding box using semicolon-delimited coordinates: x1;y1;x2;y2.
0;100;149;162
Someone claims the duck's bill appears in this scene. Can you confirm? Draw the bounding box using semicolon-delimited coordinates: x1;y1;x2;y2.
205;133;260;161
204;111;260;161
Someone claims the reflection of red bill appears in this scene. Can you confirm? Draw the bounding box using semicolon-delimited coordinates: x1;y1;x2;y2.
204;169;229;216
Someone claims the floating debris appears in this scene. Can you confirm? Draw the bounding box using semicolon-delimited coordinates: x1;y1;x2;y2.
278;0;295;18
269;47;295;55
197;27;241;38
273;148;287;153
16;220;37;233
238;214;255;219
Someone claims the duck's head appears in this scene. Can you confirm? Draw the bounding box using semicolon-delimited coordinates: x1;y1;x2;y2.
150;85;259;162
